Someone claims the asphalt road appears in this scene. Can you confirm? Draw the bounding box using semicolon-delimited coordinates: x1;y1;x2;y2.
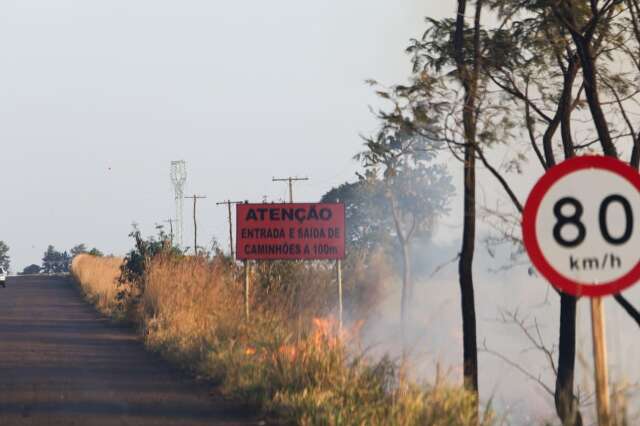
0;275;259;426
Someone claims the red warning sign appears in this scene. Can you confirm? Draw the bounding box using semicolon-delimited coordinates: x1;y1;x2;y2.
236;203;345;260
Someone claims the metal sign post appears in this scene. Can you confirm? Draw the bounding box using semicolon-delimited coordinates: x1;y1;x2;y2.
244;260;251;322
591;297;610;425
522;156;640;426
337;258;343;330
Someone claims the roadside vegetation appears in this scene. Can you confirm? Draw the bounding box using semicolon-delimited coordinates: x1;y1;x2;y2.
72;254;122;316
0;241;9;271
71;237;492;425
18;243;104;275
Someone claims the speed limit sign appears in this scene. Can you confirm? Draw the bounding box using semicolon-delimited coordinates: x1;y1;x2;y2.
523;155;640;297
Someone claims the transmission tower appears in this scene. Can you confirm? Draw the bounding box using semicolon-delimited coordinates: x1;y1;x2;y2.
170;160;187;248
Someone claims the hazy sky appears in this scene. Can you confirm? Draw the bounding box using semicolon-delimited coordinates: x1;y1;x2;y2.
0;1;450;269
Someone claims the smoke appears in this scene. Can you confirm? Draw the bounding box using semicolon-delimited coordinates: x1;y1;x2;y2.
353;237;640;424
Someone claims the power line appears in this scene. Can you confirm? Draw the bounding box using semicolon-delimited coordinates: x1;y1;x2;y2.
272;176;309;203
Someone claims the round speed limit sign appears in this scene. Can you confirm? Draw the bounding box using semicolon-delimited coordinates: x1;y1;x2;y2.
523;156;640;297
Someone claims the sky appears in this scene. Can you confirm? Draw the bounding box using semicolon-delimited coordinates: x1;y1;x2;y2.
0;0;452;270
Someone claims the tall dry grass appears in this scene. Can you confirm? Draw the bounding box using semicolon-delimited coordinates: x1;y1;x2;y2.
71;254;123;316
71;253;492;425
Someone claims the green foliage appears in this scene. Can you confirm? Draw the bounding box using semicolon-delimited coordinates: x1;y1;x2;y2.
71;244;103;257
88;248;104;257
0;241;9;270
118;226;182;303
356;78;455;248
21;264;41;275
321;177;392;253
41;245;71;273
388;164;453;236
70;244;88;256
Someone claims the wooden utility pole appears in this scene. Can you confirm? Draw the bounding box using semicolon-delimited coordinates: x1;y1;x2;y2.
184;194;207;255
272;176;309;203
591;297;611;426
164;218;174;245
215;200;245;258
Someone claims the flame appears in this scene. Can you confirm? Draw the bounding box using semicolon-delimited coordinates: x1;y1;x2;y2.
312;317;340;348
244;347;256;356
278;344;297;360
270;316;364;363
311;316;364;348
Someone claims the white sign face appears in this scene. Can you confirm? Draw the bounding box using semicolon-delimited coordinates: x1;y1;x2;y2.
523;156;640;297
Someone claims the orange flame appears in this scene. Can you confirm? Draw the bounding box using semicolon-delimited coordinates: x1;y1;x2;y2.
312;317;339;348
278;345;297;360
271;316;364;363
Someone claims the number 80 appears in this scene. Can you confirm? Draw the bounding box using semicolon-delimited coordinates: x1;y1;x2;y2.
553;195;633;247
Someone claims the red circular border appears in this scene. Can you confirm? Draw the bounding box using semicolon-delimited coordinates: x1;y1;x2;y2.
522;156;640;297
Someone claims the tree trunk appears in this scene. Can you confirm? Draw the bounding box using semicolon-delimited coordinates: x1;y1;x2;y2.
454;0;480;395
400;240;411;329
459;140;479;393
388;190;412;350
571;35;617;157
555;293;583;426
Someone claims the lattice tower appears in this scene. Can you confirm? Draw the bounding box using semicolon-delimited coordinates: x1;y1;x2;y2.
170;160;187;248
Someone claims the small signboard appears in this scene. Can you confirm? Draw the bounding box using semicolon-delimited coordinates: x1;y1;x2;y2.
522;155;640;297
236;203;345;260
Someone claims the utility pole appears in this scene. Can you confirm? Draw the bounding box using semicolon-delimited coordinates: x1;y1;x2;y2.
184;194;207;255
164;218;174;245
215;200;246;258
272;176;309;203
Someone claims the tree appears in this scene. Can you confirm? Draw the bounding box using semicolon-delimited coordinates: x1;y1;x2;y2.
119;226;180;299
452;0;484;396
42;246;71;274
0;241;9;270
405;0;489;398
405;1;640;424
70;244;88;256
21;264;41;275
322;168;453;270
321;175;395;254
477;3;640;424
357;84;454;341
88;248;103;257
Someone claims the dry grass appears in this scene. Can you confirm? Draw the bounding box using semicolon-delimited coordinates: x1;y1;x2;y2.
71;254;123;316
71;253;492;425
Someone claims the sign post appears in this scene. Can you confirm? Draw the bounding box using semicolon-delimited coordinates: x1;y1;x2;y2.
236;202;346;321
522;156;640;426
244;260;251;322
337;258;343;330
591;297;610;425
